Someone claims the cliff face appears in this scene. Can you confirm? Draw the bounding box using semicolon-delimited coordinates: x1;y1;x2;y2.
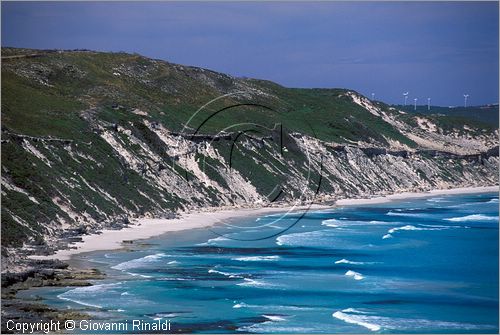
1;48;498;265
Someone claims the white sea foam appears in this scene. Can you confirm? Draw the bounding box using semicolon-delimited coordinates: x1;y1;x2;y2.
167;260;179;265
276;230;324;246
387;211;424;217
197;236;229;245
342;308;370;314
208;268;241;278
126;272;152;278
232;256;280;262
111;253;167;271
322;219;341;227
445;214;499;222
345;270;364;280
427;197;449;203
333;308;494;332
382;234;393;239
232;302;317;311
332;311;381;331
335;259;375;265
58;282;122;308
487;198;499;203
387;224;447;235
263;315;287;322
237;278;271;288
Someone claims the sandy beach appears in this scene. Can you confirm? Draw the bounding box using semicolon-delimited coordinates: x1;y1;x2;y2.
30;203;330;261
336;185;498;206
30;185;498;261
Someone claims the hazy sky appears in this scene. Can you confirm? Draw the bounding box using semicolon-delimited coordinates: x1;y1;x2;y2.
2;1;498;106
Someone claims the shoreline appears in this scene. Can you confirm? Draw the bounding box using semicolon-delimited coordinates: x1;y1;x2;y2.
29;203;332;261
29;185;498;262
336;185;498;206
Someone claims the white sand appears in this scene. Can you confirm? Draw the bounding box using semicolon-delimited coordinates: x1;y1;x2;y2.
336;185;498;206
30;185;498;261
30;204;329;261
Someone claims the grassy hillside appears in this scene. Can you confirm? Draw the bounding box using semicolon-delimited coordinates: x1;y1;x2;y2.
395;104;499;128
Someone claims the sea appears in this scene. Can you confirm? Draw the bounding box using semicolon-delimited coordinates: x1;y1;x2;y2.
21;192;499;333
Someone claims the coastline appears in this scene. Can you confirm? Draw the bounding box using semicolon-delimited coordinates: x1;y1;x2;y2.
29;185;498;262
336;185;498;206
29;203;332;261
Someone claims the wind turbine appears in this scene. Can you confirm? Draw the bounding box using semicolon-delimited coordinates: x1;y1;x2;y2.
414;98;418;111
463;94;469;108
371;93;375;100
427;98;431;111
403;92;409;106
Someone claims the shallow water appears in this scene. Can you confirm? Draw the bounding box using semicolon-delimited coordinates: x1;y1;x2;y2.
27;192;499;333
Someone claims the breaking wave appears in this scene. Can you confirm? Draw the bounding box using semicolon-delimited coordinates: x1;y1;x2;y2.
445;214;499;222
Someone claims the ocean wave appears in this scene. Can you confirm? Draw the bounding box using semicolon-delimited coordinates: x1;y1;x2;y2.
197;236;229;246
487;198;499;203
387;224;447;235
333;308;495;332
333;311;381;331
322;219;392;228
237;278;273;288
335;259;376;265
232;256;280;262
322;219;341;227
275;230;334;247
111;253;167;271
125;272;152;278
263;314;287;322
208;268;242;279
232;302;318;311
387;211;424;217
58;282;123;308
345;270;364;280
427;197;450;203
445;214;499;222
237;323;316;333
382;234;393;239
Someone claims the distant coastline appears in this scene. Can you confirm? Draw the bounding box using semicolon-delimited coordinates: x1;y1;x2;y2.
30;185;498;262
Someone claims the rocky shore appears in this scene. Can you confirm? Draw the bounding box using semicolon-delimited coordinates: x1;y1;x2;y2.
1;259;104;334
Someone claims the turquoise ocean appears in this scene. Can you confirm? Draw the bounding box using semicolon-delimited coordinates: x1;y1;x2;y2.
24;192;499;333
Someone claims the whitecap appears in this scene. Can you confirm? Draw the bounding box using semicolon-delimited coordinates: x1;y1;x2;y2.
263;315;286;322
322;219;341;227
126;272;152;278
332;311;380;331
345;270;364;280
342;308;370;314
232;256;280;262
57;282;122;308
233;302;317;311
387;211;423;217
382;234;393;239
333;308;495;332
111;253;167;271
197;236;229;246
387;224;446;234
208;269;241;279
237;278;270;288
445;214;499;222
335;259;375;265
